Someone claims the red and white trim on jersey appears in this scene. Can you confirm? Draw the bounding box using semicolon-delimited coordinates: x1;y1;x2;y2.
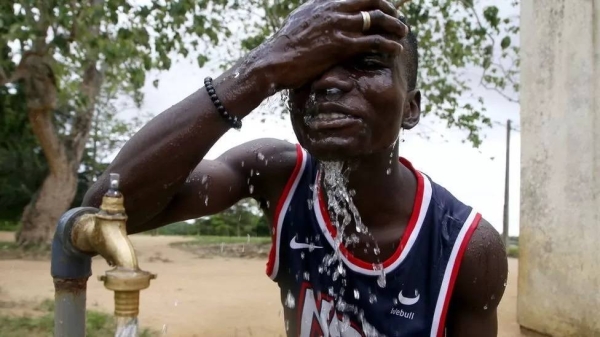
266;144;308;280
429;209;482;337
313;158;433;276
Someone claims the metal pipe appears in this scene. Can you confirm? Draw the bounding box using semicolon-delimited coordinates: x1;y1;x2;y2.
51;207;99;337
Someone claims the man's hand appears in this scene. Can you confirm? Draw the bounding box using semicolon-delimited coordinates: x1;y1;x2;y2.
256;0;408;91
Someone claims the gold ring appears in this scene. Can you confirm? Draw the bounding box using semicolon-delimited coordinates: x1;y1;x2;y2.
361;11;371;32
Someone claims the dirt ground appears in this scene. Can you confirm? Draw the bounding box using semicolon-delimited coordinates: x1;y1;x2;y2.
0;231;524;337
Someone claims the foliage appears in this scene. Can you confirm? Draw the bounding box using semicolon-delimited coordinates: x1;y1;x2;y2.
0;299;157;337
507;244;519;258
0;0;235;243
154;199;271;238
0;220;19;231
220;0;520;147
0;0;234;103
0;8;48;222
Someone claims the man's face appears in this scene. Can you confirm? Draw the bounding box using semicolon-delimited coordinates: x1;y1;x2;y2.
289;50;420;161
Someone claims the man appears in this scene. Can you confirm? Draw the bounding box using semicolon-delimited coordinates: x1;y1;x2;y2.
83;1;508;336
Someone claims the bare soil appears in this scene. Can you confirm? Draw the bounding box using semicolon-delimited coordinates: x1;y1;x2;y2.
0;231;526;337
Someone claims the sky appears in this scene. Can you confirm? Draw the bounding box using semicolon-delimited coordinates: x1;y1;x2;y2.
113;1;522;236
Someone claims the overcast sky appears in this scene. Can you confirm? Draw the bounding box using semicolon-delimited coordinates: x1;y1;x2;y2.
114;1;521;236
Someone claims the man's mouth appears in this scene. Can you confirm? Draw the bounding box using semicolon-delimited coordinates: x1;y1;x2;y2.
304;111;362;130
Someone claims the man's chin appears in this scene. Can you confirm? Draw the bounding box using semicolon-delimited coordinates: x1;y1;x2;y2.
302;139;365;162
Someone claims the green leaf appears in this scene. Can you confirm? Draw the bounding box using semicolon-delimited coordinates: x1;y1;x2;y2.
197;55;209;68
501;36;511;49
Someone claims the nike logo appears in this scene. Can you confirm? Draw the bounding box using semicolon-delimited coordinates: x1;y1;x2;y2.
290;236;323;250
398;290;420;306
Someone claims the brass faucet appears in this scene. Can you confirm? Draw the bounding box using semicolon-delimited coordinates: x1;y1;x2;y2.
70;173;156;317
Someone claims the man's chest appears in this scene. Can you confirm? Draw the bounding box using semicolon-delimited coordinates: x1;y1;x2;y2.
279;246;437;337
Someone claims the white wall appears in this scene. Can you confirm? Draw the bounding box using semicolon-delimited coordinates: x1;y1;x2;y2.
518;0;600;335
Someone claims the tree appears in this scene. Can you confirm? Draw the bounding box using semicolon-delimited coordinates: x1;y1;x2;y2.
0;0;232;244
220;0;520;147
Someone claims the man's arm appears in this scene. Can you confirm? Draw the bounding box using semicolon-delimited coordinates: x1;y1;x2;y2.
446;218;509;337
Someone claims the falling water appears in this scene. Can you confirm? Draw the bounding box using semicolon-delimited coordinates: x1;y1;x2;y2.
318;161;387;337
115;317;139;337
320;162;385;285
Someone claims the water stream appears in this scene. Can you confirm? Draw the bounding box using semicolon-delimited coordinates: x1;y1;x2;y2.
318;161;387;337
114;317;139;337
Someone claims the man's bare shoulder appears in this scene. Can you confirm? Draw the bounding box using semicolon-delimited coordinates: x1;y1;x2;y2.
454;218;508;310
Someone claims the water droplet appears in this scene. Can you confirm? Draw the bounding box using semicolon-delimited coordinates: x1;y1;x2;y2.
285;291;296;309
393;298;398;305
307;199;314;210
328;287;335;296
234;71;240;78
318;266;324;274
491;294;496;300
373;247;381;255
300;251;305;259
353;289;360;299
249;185;254;194
256;171;260;176
201;175;208;184
303;271;310;280
204;196;209;206
257;152;265;160
483;304;488;310
241;161;245;167
162;324;168;334
386;168;392;175
377;273;386;288
503;281;508;287
250;169;254;176
266;200;270;208
285;319;290;331
368;294;377;304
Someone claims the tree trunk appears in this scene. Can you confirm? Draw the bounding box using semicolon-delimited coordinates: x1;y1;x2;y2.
16;169;78;245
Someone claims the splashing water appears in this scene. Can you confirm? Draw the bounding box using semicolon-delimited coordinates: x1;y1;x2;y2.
319;161;385;284
317;161;387;337
115;317;139;337
285;291;296;309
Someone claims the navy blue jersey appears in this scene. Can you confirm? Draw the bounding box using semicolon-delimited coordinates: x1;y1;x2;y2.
266;145;482;337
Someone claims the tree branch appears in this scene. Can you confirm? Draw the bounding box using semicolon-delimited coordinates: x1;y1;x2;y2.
0;67;26;86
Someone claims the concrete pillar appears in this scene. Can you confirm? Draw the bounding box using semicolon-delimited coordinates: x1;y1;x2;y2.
519;1;600;336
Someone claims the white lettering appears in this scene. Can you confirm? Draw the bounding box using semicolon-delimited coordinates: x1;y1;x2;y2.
390;308;415;320
299;288;363;337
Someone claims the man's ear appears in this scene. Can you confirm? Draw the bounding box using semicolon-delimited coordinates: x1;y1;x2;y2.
401;89;421;130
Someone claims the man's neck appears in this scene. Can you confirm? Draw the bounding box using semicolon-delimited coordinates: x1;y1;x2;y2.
322;141;417;231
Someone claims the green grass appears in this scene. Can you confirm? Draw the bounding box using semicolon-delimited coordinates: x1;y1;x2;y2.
190;235;271;245
0;299;157;337
0;241;51;260
508;245;519;258
0;220;19;231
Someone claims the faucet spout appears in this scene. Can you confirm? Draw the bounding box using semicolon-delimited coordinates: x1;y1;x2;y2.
70;173;156;318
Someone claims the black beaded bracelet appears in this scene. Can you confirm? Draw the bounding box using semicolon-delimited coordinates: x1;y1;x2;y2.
204;77;242;130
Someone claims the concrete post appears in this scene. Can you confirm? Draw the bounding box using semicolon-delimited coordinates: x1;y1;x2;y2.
519;0;600;336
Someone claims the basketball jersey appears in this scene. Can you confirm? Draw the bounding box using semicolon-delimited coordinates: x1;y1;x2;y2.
265;145;482;337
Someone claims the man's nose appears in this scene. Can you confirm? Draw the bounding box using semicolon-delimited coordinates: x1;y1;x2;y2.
311;66;353;98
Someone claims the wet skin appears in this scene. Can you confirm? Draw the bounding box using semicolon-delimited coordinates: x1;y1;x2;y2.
83;0;508;336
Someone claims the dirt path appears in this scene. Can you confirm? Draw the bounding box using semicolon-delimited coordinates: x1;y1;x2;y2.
0;232;523;337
